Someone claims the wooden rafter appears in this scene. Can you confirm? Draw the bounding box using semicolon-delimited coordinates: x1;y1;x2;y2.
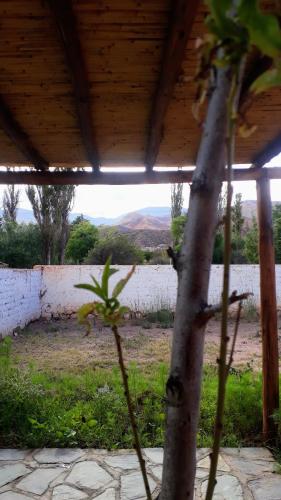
1;166;281;185
145;0;200;171
252;133;281;168
47;0;99;171
0;96;48;171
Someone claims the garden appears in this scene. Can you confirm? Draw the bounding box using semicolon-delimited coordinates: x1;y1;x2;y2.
1;311;280;456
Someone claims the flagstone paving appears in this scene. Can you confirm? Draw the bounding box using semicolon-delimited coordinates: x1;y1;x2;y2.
0;448;280;499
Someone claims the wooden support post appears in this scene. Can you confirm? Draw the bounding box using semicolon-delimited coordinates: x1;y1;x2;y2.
256;174;279;440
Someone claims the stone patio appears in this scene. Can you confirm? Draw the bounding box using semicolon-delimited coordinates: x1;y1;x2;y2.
0;448;280;499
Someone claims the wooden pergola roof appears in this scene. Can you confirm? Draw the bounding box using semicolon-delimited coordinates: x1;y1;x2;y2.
0;0;280;183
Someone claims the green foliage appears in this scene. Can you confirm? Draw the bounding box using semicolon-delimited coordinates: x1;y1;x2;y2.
66;221;98;264
243;217;259;264
171;214;187;250
171;183;184;220
2;184;19;223
27;184;75;264
198;0;281;117
145;308;174;329
233;206;281;264
0;350;278;450
213;232;224;264
273;204;281;264
85;232;143;265
75;257;135;331
238;0;281;59
0;222;43;268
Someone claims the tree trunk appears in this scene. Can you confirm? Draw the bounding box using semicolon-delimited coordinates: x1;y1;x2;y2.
160;66;235;499
58;222;68;264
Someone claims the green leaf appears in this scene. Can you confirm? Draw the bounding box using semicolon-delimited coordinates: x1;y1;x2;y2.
87;419;97;428
118;306;130;316
250;65;281;94
101;256;111;297
205;0;244;41
101;257;118;297
77;302;97;335
75;283;105;300
238;0;281;58
77;302;96;322
112;264;136;298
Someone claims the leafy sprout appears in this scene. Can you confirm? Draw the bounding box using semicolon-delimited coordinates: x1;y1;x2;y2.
75;257;135;334
194;1;281;122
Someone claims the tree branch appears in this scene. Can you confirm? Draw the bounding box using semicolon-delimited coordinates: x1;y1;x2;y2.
197;291;252;326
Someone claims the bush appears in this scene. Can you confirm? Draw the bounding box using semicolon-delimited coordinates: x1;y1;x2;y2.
0;222;43;268
145;308;174;328
65;221;98;264
85;232;144;265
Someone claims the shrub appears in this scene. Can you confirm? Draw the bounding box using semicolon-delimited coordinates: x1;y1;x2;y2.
85;233;144;265
0;222;43;268
66;221;98;264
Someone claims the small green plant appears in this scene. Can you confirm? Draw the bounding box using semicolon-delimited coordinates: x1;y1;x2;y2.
145;308;174;329
243;297;259;322
75;258;152;500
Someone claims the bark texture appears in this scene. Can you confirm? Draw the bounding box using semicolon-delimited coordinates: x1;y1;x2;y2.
160;67;233;500
256;174;279;440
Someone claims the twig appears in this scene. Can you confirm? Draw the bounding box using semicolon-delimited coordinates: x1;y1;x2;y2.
112;325;152;500
205;65;240;500
226;300;243;376
197;291;251;326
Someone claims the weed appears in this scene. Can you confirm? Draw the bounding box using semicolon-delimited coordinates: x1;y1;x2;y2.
0;350;279;451
243;297;259;322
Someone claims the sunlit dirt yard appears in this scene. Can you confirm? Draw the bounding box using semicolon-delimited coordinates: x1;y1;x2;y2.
11;315;281;372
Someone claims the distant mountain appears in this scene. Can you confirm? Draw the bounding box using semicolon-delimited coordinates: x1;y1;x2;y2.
0;206;172;230
4;200;278;231
118;211;170;230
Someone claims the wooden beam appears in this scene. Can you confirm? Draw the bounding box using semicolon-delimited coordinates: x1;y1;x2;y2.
252;133;281;169
1;166;281;185
256;173;279;440
145;0;200;171
0;96;48;171
47;0;99;171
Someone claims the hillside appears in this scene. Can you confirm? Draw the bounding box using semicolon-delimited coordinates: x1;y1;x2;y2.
1;201;280;231
0;206;171;230
119;228;172;249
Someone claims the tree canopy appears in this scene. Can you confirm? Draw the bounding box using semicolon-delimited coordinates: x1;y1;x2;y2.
66;221;98;264
85;231;143;265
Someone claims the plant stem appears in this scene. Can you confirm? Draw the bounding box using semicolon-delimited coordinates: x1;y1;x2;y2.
112;325;152;500
226;301;242;376
205;69;238;500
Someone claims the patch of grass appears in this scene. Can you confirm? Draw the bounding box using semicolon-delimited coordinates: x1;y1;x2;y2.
144;308;174;329
1;340;279;451
243;297;259;322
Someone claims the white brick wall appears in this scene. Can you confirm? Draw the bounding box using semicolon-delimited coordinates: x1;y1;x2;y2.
0;269;42;337
38;264;281;317
1;265;281;335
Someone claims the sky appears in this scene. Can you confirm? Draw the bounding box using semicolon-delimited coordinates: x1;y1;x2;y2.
0;153;280;218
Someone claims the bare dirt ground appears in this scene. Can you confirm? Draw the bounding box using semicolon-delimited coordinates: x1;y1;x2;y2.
11;316;281;373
